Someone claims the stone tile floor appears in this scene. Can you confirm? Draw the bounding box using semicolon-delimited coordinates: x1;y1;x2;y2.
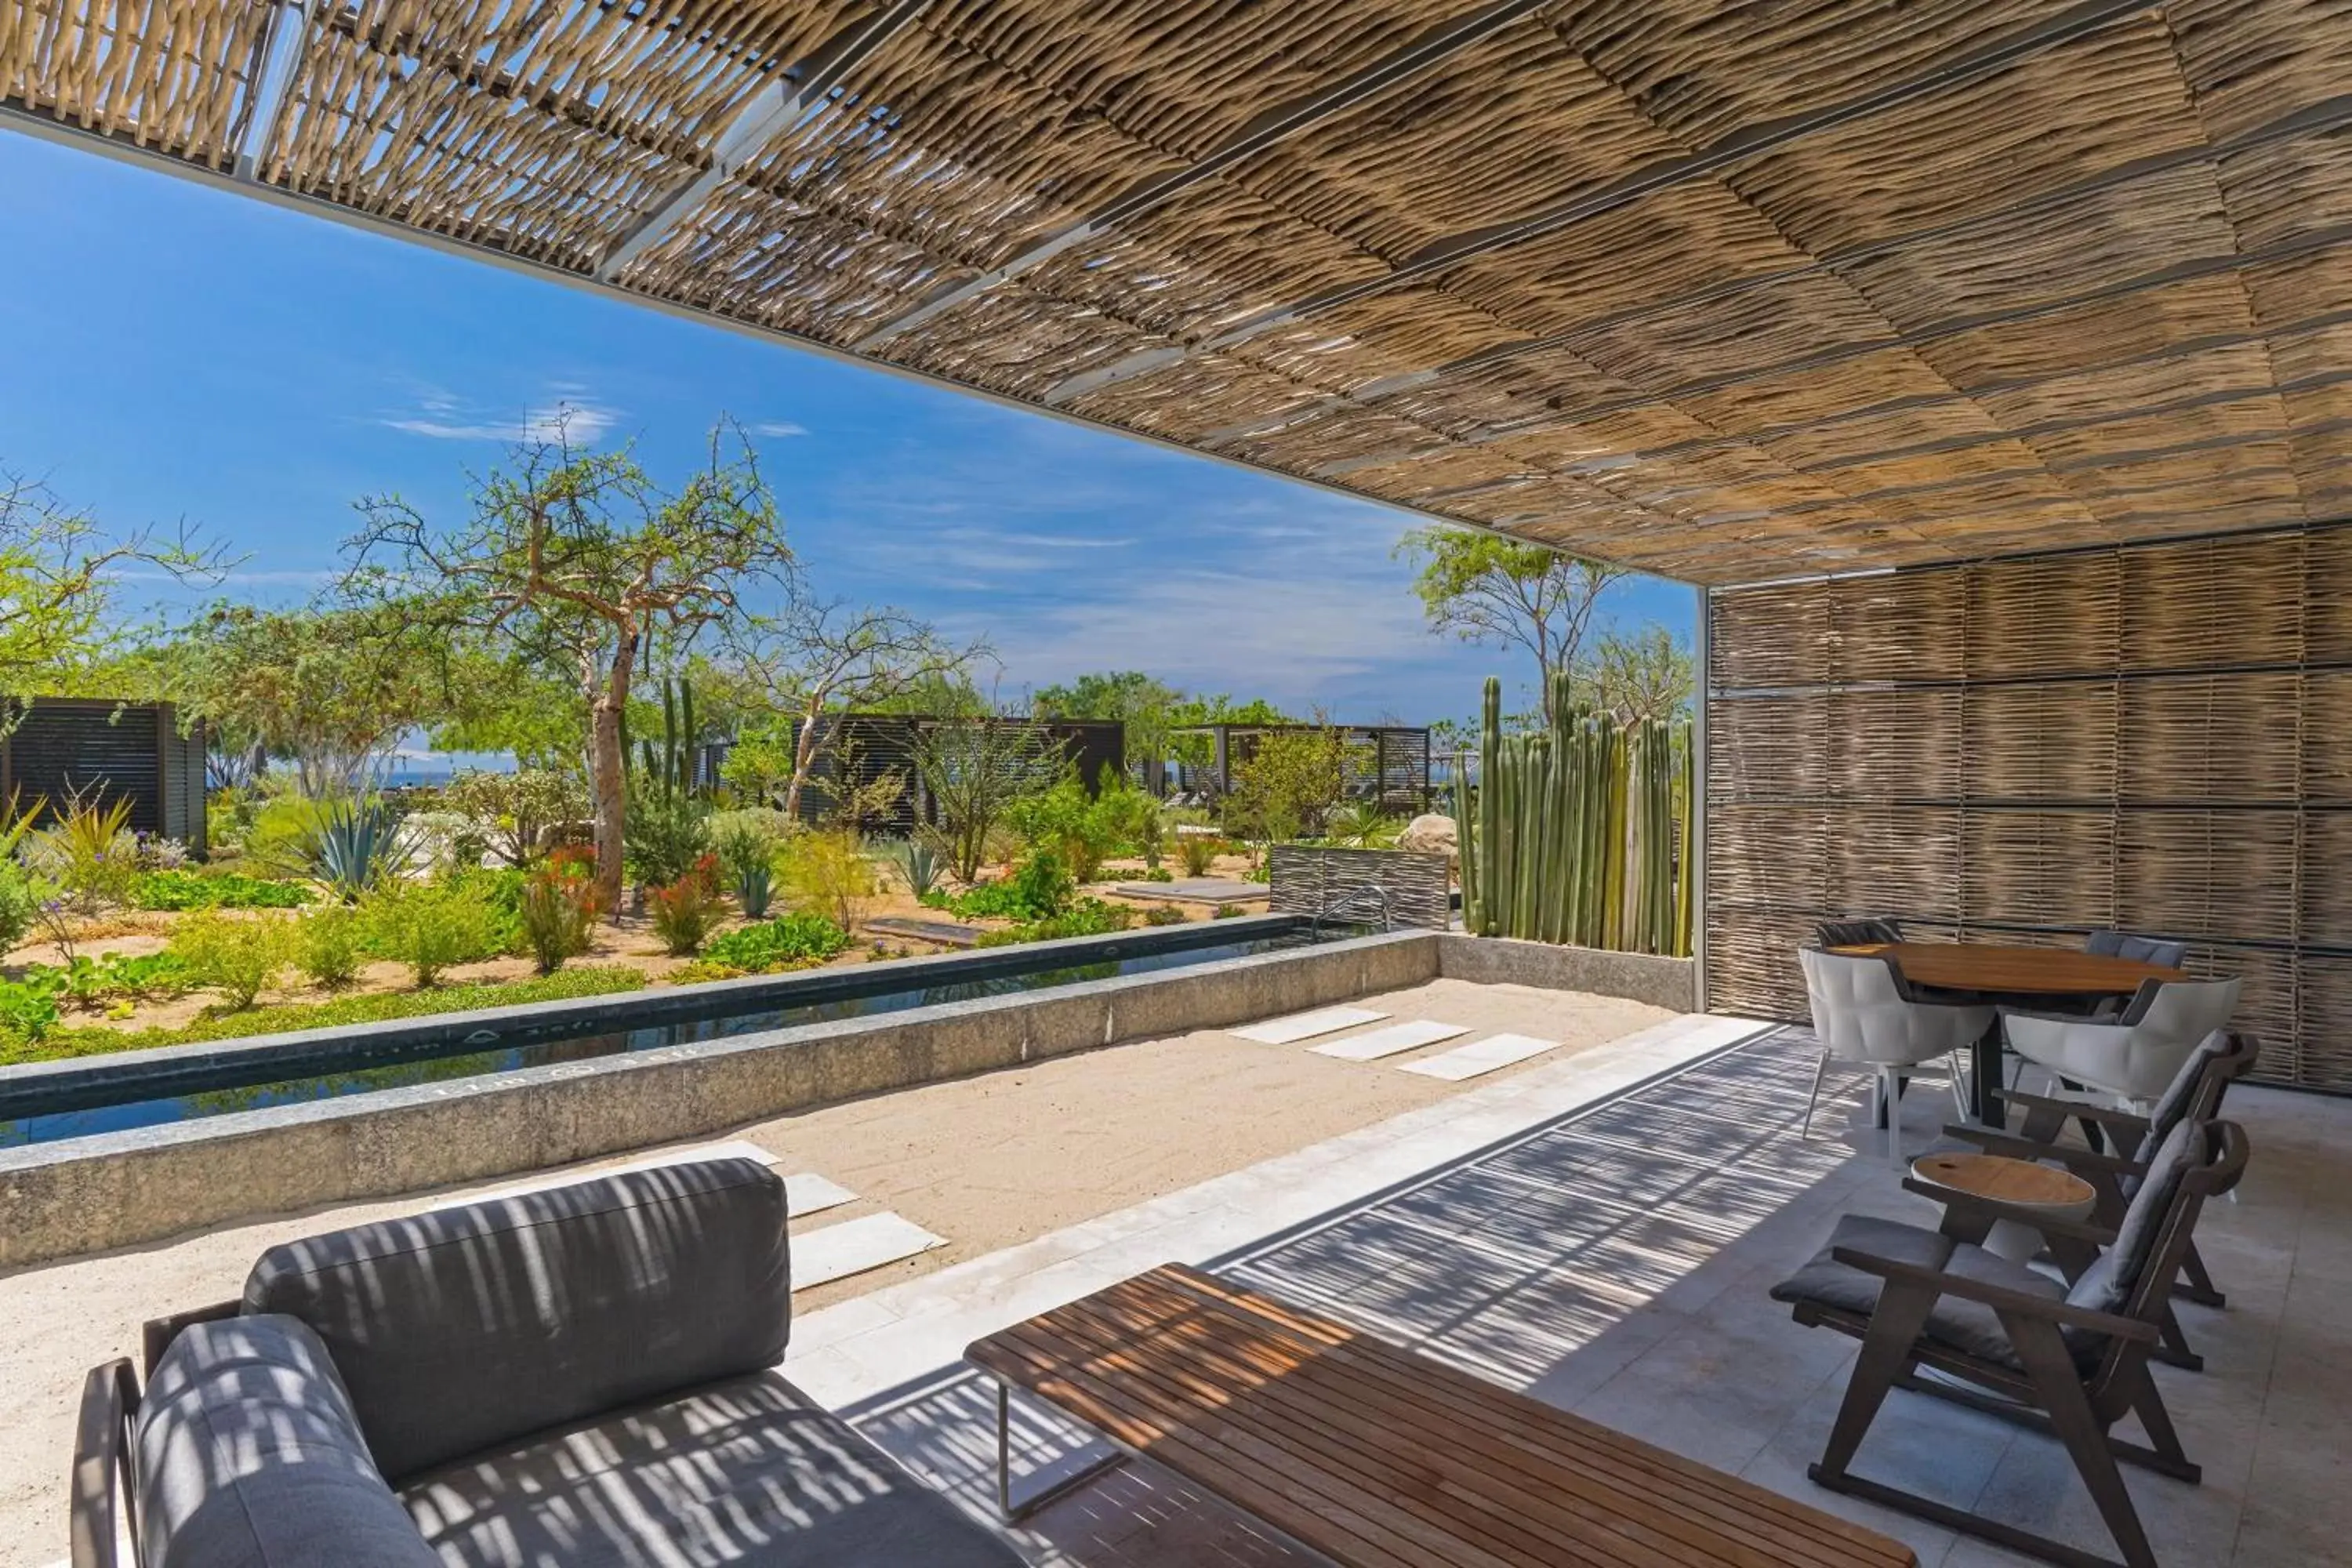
829;1025;2352;1567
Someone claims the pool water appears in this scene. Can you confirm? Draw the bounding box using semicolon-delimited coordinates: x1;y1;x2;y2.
1;931;1323;1147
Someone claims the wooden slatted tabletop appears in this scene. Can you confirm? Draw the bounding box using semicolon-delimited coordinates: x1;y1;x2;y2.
967;1262;1916;1568
1831;942;2179;997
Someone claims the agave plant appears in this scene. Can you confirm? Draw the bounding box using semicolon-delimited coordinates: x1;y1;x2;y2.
891;836;942;899
1324;800;1402;849
302;795;411;901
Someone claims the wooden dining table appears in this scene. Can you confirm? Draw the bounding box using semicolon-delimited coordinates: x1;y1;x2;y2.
1830;942;2184;1123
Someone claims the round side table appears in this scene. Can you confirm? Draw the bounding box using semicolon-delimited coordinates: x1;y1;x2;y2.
1910;1152;2096;1262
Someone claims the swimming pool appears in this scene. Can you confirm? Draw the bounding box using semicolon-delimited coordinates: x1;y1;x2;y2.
0;917;1334;1146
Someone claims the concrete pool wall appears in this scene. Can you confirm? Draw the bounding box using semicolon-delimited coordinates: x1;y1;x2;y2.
0;930;1696;1266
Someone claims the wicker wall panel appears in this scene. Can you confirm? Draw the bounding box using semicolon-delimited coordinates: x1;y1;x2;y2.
1704;906;1817;1023
1708;804;1828;910
2114;810;2299;943
1960;811;2117;930
1827;807;1958;920
1962;682;2118;801
1708;583;1828;688
2300;811;2352;947
1828;688;1959;800
1966;553;2120;676
1708;523;2352;1085
2118;673;2304;803
2119;532;2307;669
1707;693;1826;801
1828;570;1967;679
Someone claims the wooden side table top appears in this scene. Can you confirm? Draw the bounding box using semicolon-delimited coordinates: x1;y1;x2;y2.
1913;1152;2097;1211
1833;941;2181;997
966;1262;1916;1568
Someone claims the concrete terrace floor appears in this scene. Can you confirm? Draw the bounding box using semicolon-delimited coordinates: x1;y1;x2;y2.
808;1026;2352;1568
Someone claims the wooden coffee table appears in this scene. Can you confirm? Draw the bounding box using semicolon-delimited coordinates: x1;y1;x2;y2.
967;1262;1916;1566
1911;1152;2097;1261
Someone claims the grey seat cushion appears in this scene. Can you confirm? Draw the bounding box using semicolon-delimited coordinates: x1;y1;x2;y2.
243;1157;792;1483
1769;1214;2078;1370
133;1314;438;1568
399;1370;1026;1567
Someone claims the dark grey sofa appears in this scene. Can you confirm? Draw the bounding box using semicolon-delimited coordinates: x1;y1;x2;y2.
72;1158;1027;1568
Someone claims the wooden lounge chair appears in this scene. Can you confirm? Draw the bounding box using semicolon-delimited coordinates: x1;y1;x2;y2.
1941;1030;2257;1369
1770;1118;2249;1568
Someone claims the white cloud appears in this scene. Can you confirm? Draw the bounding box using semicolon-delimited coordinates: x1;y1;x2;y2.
750;420;809;437
381;393;616;445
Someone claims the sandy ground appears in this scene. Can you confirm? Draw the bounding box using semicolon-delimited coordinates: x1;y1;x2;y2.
0;975;1657;1562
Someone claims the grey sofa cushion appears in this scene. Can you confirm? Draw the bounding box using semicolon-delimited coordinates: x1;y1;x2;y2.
243;1157;791;1483
400;1370;1026;1567
134;1314;437;1568
2071;1118;2200;1320
1768;1214;2074;1370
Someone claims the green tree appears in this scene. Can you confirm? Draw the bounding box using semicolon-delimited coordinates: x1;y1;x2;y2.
910;711;1058;882
0;468;219;711
720;597;983;818
1586;625;1695;726
1225;728;1345;845
345;417;793;913
1396;525;1620;724
1033;670;1182;782
158;599;460;797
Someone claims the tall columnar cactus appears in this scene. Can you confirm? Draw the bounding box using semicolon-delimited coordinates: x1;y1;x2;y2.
1450;671;1693;956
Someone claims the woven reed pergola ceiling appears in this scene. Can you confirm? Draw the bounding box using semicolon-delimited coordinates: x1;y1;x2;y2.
10;0;2352;584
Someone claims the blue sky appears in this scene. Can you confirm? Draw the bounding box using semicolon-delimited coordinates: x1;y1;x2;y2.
0;132;1695;729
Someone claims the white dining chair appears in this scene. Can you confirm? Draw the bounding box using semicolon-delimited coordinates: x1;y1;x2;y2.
1798;946;1992;1163
2002;977;2241;1112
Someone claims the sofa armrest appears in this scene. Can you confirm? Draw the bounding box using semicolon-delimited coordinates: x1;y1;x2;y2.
142;1301;238;1381
71;1358;139;1568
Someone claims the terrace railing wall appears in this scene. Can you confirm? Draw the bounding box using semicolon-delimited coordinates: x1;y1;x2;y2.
1704;521;2352;1091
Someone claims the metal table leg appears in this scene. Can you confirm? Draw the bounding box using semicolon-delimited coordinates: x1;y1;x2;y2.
1970;1017;2005;1126
993;1377;1128;1525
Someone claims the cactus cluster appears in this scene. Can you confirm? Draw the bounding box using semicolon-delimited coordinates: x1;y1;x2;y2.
1454;673;1693;956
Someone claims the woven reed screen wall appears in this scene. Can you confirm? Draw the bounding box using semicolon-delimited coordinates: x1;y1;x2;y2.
1704;522;2352;1091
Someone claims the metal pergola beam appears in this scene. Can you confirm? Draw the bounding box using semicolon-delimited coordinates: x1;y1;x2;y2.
850;0;1554;352
593;0;936;285
230;0;311;183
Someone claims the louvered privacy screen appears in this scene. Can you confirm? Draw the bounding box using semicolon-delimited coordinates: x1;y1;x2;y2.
1704;523;2352;1090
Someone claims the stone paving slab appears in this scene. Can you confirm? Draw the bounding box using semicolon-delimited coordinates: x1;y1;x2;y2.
1231;1006;1388;1044
1403;1031;1562;1080
1310;1018;1469;1061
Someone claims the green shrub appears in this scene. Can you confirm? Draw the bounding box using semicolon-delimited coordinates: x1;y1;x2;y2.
4;967;646;1064
363;880;506;986
624;779;710;887
1214;902;1246;919
712;815;783;920
973;898;1134;947
775;829;877;933
0;859;38;953
646;857;724;956
296;906;367;988
927;851;1073;921
169;910;302;1009
519;850;600;975
441;866;527;952
689;911;851;977
24;794;140;913
1004;772;1157;882
1142;903;1186;926
1177;835;1225;877
301;796;412;898
0;967;65;1041
134;870;314;910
